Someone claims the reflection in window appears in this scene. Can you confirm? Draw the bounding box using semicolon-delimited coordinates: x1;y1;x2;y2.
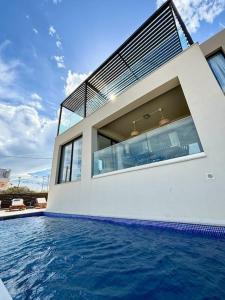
71;138;82;181
93;116;203;175
208;51;225;92
98;133;117;151
58;137;82;183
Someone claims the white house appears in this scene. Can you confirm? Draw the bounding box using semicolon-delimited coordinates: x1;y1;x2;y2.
47;0;225;227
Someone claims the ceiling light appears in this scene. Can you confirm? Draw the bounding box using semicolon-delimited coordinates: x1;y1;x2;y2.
159;117;170;126
158;108;170;126
130;121;139;137
143;113;150;119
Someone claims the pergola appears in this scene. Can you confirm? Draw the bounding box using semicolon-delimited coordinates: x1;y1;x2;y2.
58;0;193;135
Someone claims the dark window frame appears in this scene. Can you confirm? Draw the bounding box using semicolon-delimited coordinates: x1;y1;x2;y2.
207;49;225;92
98;133;118;147
58;136;82;184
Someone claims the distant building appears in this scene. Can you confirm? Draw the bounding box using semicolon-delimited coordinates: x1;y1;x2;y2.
0;169;11;191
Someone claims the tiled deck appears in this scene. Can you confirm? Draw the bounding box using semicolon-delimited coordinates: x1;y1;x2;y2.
0;208;45;220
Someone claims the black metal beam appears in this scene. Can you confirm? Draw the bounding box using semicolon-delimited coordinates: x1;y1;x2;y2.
169;3;183;51
57;104;62;135
84;82;87;117
170;0;194;45
118;53;139;81
87;82;108;101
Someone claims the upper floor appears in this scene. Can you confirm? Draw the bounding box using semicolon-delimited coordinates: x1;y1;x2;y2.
52;1;225;186
57;0;194;135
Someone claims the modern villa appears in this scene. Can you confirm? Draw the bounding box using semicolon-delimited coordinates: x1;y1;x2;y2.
47;0;225;227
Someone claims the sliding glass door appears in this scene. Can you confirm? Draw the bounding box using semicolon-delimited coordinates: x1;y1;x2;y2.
58;137;82;183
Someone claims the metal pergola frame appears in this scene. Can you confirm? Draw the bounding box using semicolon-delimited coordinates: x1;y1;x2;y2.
57;0;193;135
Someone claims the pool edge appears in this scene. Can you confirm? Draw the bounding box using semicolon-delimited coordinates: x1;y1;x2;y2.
43;212;225;238
0;279;12;300
0;211;44;221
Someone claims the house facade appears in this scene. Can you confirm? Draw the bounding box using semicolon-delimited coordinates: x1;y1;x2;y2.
47;0;225;226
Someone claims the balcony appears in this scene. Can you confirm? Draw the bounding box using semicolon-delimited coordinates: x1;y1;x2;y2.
57;0;193;135
93;116;203;176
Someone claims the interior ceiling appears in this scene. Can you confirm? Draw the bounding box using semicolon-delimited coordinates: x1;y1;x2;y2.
99;86;190;140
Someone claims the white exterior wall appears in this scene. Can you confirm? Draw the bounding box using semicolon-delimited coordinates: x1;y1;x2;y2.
47;36;225;226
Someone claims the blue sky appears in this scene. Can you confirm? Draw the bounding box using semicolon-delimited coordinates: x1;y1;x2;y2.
0;0;225;189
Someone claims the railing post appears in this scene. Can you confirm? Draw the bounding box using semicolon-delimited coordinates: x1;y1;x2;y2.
57;104;62;136
84;82;87;118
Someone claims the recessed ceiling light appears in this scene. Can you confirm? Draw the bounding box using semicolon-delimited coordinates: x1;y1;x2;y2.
143;113;150;119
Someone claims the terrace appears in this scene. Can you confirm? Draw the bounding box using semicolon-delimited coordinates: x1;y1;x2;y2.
93;86;203;176
57;0;193;135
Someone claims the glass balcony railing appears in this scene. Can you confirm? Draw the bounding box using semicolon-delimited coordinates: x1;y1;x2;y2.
59;106;84;135
58;1;194;135
93;116;203;176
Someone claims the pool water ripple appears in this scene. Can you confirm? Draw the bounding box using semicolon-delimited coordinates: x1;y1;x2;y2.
1;216;225;299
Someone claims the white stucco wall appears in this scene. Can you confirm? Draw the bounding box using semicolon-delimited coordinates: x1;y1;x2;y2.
47;34;225;226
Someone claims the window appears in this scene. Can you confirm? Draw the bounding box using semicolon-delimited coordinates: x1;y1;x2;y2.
208;51;225;92
93;117;203;175
58;136;82;183
98;133;117;150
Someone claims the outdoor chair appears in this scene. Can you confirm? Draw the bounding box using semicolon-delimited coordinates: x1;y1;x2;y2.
9;198;26;211
35;198;47;209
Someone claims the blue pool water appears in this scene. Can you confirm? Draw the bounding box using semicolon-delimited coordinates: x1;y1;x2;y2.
1;216;225;300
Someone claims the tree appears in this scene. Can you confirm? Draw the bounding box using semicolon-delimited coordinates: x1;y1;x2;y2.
1;186;34;194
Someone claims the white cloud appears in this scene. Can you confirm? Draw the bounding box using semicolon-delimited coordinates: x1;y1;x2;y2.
33;28;38;34
31;93;42;101
28;101;43;110
53;55;65;68
0;58;20;85
157;0;225;33
49;25;63;51
0;40;57;188
49;25;56;37
0;42;46;111
29;93;43;110
64;70;91;96
0;42;44;111
26;15;30;20
220;22;225;29
56;40;62;49
0;41;24;101
0;103;57;178
0;40;11;52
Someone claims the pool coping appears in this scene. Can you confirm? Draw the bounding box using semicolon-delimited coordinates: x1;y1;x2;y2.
0;210;44;221
0;279;12;300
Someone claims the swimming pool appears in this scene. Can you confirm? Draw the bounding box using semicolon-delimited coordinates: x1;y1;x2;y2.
1;216;225;299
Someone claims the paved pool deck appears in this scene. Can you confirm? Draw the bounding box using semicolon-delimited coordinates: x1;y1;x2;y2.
0;208;45;220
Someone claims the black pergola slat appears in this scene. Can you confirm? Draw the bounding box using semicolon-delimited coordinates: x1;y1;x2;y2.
58;0;193;135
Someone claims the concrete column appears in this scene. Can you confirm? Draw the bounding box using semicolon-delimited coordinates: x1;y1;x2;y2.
81;126;98;182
